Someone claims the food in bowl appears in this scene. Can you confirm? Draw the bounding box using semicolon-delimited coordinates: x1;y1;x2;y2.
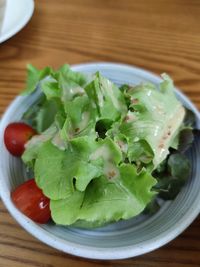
4;64;197;228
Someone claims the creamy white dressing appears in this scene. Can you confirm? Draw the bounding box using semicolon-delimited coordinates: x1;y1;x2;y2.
104;162;119;180
153;105;185;166
25;125;57;148
25;134;49;148
153;125;160;137
125;111;137;123
150;99;165;115
69;86;85;96
62;86;85;101
89;145;110;161
78;111;90;131
116;140;128;154
51;132;66;150
90;143;120;181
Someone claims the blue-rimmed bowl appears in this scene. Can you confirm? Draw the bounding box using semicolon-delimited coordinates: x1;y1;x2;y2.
0;63;200;260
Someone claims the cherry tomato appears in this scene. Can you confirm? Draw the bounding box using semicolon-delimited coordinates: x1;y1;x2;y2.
4;122;36;156
11;179;51;224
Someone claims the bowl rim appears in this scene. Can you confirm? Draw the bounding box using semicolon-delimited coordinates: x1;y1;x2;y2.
0;62;200;260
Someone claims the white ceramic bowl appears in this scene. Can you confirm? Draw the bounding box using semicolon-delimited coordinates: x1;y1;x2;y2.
0;63;200;260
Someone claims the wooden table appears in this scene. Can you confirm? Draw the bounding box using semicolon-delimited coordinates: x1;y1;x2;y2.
0;0;200;266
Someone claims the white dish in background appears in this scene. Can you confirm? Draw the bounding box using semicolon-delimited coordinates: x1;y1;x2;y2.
0;0;34;43
0;63;200;260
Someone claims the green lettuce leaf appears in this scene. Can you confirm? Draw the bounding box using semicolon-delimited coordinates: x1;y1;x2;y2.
55;64;87;102
22;95;46;130
34;137;122;200
22;96;64;133
153;153;191;200
50;164;156;227
85;72;127;122
40;78;61;100
22;124;58;168
50;191;85;225
62;95;97;140
168;153;191;182
127;140;154;165
35;100;63;133
40;65;87;102
55;64;86;89
22;64;52;95
177;128;194;153
175;108;196;153
34;140;100;199
22;64;87;101
183;108;196;127
117;74;185;167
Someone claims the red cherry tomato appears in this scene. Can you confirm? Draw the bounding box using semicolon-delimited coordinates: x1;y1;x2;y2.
4;122;36;156
11;179;51;224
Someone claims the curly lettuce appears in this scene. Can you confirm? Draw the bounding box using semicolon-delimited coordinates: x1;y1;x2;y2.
21;65;192;228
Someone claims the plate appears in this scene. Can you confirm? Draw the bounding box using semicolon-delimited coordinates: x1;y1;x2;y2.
0;0;34;43
0;63;200;260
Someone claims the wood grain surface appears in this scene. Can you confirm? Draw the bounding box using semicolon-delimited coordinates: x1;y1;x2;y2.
0;0;200;266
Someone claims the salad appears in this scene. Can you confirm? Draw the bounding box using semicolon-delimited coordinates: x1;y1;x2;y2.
4;64;196;228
